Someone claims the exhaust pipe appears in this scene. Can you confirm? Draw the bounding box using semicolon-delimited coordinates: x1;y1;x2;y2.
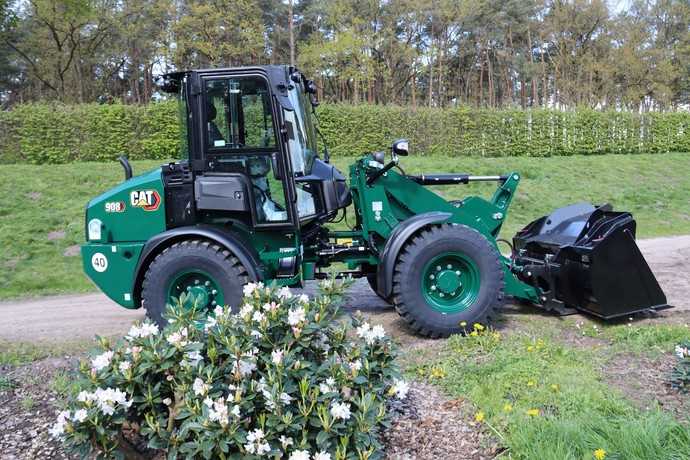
512;203;671;319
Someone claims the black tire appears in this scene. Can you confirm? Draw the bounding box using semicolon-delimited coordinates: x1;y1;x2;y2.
392;224;504;338
366;273;392;304
141;239;250;326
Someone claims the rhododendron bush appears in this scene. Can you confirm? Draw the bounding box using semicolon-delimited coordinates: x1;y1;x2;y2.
52;280;407;459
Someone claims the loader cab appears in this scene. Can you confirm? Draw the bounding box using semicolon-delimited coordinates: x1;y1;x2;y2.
160;66;349;231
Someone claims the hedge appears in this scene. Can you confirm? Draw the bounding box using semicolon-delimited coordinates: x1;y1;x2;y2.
1;102;688;163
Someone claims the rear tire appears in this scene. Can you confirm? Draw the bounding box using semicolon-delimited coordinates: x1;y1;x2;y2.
366;273;392;304
392;224;504;338
141;240;249;326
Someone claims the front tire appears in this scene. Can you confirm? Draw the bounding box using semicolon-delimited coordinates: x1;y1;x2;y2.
393;224;504;338
141;240;249;326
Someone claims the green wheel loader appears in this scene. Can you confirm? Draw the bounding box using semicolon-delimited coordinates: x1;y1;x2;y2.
81;65;670;337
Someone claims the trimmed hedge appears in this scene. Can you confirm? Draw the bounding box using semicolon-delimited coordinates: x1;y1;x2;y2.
1;102;689;163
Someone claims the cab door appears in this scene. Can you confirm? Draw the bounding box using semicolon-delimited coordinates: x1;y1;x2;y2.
189;69;299;230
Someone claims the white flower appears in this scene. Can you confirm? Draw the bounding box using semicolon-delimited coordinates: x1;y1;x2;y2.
163;397;172;406
330;401;351;420
214;305;224;317
252;310;266;323
288;306;306;326
243;282;259;297
314;452;332;460
231;404;241;417
204;315;217;331
279;392;293;404
676;345;689;359
233;358;257;376
166;327;189;347
298;294;309;304
207;397;230;426
77;390;95;403
49;410;71;437
245;429;270;455
126;322;159;340
356;322;386;345
350;359;362;372
319;377;336;395
92;387;132;416
280;435;294;449
263;301;279;312
371;325;385;340
391;379;410;399
278;286;293;299
193;378;209;396
239;303;254;319
271;349;283;365
91;350;114;372
73;409;88;423
289;450;310;460
186;350;203;366
118;361;131;373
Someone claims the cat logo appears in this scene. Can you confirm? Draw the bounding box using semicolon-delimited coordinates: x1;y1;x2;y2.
130;190;161;211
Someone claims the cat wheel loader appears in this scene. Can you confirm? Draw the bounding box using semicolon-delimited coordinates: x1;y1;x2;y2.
81;65;670;337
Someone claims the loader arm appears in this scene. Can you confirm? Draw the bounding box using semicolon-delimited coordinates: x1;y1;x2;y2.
350;156;539;303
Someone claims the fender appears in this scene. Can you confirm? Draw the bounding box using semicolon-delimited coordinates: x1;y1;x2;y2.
132;224;263;306
376;211;452;299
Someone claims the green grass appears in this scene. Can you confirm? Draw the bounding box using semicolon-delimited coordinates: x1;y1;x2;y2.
1;153;689;299
604;324;690;356
0;340;89;366
415;322;690;459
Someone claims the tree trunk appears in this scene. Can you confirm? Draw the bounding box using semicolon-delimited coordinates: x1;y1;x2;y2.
288;0;295;67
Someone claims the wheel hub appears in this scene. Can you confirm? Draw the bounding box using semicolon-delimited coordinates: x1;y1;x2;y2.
422;253;480;314
167;271;223;311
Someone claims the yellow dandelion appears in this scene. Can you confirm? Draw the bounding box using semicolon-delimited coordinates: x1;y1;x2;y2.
593;448;606;460
473;323;485;331
503;403;513;412
550;384;560;392
470;330;479;337
474;411;485;423
527;380;536;387
492;331;501;340
526;408;540;417
527;345;535;352
430;366;446;379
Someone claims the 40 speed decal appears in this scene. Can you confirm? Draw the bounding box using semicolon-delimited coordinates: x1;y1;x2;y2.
130;190;161;211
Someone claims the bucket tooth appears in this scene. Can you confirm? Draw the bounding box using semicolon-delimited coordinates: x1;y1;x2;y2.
512;203;671;319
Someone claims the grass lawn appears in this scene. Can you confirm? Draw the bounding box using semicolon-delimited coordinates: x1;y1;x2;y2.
408;318;690;459
1;152;689;299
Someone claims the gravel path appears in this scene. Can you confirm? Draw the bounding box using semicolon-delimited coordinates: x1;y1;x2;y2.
1;235;688;343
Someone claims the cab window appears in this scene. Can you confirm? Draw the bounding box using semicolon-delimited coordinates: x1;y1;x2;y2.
204;78;275;150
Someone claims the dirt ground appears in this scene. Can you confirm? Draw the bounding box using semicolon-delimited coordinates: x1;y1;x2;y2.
1;235;689;459
0;234;688;343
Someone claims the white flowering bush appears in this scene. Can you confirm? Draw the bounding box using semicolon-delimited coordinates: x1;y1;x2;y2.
670;341;690;392
52;280;407;459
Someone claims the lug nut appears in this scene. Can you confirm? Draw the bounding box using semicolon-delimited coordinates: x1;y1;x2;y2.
186;286;191;291
194;279;200;285
447;264;452;269
205;281;210;286
211;301;217;306
455;270;460;275
431;285;437;291
439;293;445;297
429;274;435;280
436;266;441;271
211;289;218;295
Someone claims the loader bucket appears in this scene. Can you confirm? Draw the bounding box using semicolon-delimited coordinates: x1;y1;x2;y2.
512;203;670;319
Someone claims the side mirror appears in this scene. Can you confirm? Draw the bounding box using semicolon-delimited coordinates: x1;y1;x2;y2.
391;139;409;161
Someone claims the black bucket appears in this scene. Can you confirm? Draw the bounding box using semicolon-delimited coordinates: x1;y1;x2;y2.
512;203;670;319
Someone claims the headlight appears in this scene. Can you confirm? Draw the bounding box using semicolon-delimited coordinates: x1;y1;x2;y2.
88;218;102;241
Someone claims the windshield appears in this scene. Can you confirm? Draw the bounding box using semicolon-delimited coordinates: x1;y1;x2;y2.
284;83;317;175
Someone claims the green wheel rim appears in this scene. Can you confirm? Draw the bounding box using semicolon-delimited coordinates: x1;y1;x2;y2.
421;252;480;314
167;269;224;312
